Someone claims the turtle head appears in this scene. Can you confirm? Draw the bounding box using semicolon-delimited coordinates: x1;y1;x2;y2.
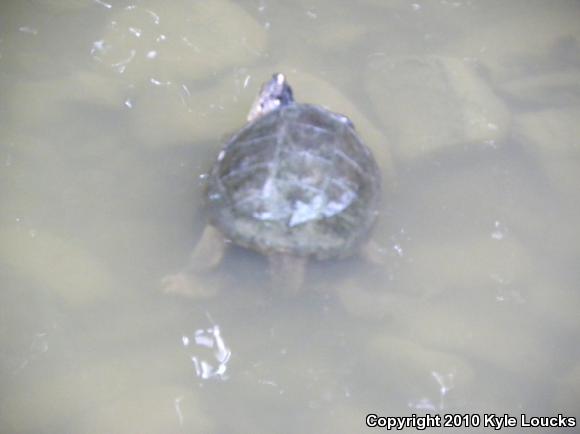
247;73;294;122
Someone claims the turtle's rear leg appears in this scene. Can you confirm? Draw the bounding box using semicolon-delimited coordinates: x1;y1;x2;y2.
268;253;307;295
162;225;226;298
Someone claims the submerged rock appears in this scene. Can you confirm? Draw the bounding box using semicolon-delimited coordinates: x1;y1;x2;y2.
444;2;580;82
365;55;510;162
514;108;580;199
365;335;474;409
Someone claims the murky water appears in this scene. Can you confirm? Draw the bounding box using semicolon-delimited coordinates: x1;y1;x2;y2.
1;0;579;433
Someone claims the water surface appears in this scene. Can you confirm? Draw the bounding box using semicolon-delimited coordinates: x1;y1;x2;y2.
1;1;579;433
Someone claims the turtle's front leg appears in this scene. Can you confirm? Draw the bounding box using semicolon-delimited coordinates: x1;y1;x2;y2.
161;225;226;298
187;225;226;272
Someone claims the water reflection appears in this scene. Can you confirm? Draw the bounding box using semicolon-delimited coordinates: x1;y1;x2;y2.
183;323;232;381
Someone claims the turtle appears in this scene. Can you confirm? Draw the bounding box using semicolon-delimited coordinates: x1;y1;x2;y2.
163;73;382;296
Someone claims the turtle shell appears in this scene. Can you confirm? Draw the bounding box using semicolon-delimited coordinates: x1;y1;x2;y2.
206;103;381;260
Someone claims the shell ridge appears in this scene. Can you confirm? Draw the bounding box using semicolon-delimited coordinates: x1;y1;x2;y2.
206;96;381;258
